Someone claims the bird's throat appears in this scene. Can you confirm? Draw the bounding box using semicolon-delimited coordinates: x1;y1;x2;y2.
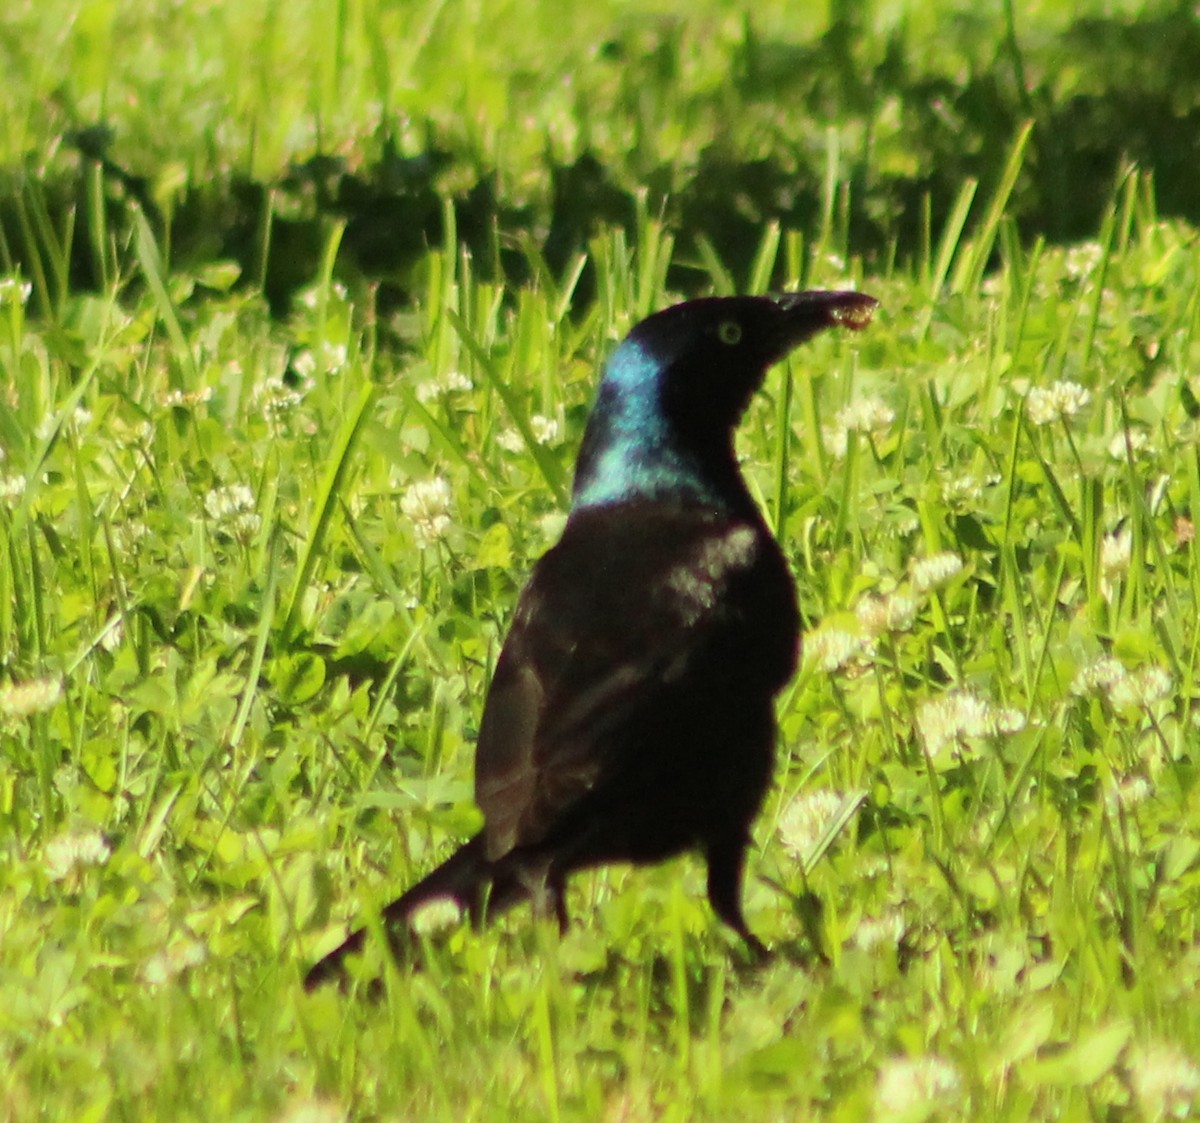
569;336;753;514
571;409;747;513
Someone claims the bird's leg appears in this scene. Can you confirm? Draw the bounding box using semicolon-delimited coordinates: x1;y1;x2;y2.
511;854;570;933
549;875;569;934
706;837;769;961
467;880;492;929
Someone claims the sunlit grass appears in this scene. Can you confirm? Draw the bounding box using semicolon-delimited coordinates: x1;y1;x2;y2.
1;155;1199;1118
2;3;1200;1120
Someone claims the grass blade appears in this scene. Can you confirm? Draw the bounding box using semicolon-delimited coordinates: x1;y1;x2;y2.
280;381;376;643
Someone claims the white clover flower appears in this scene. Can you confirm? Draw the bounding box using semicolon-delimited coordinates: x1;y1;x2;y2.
401;477;453;547
777;789;849;863
204;483;254;520
1129;1042;1200;1120
993;706;1026;735
295;282;348;311
204;483;261;539
1110;665;1174;710
1072;656;1128;696
496;428;526;454
852;910;906;953
265;388;307;419
911;552;963;593
981;273;1005;297
409;897;463;937
876;1055;962;1115
821;426;849;458
803;627;870;672
1100;527;1133;600
141;938;207;985
1101;526;1132;570
417;370;474;403
499;416;561;449
0;677;63;719
1063;241;1103;281
1108;427;1151;460
529;414;560;445
292;350;318;378
838;397;894;433
822;396;894;457
0;474;25;508
856;592;918;636
45;829;110;881
319;342;348;374
35;408;91;439
163;386;215;411
1026;381;1091;426
260;383;308;418
1137;666;1175;704
1106;774;1152;814
0;276;33;306
940;474;984;508
917;692;992;751
1071;656;1172;712
916;690;1026;763
291;341;346;376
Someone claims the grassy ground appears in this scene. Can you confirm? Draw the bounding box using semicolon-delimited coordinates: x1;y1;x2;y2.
2;2;1200;1121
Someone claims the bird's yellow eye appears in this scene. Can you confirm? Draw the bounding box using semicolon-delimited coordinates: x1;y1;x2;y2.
716;321;742;346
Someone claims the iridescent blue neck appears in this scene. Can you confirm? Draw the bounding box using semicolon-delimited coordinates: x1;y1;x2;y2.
570;338;739;513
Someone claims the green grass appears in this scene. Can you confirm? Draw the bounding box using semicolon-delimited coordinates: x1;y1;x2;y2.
5;0;1200;297
3;2;1200;1121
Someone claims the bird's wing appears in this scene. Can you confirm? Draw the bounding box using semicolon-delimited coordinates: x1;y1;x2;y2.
474;507;793;860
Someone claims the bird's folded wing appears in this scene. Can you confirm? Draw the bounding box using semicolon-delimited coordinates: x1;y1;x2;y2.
474;512;767;859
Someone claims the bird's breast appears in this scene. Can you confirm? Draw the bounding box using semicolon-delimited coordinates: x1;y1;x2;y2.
659;523;760;627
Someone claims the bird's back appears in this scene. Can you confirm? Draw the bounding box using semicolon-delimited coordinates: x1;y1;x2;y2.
474;498;799;869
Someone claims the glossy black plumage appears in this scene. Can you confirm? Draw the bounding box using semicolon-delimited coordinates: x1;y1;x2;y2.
305;290;876;989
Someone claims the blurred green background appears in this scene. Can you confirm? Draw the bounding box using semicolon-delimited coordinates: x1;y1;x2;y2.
4;0;1199;312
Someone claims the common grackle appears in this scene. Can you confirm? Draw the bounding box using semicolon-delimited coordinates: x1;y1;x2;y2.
305;290;877;989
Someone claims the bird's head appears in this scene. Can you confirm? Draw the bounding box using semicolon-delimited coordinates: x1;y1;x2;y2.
623;291;877;435
572;290;878;511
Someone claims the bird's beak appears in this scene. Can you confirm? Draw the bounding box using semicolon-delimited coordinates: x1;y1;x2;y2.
771;290;878;357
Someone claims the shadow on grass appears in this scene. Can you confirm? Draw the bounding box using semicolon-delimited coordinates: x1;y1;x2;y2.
2;7;1198;315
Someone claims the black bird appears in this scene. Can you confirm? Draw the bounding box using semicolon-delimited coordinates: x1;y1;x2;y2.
305;290;877;989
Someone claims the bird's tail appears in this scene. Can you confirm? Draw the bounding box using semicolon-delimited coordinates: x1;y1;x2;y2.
305;833;552;990
303;833;488;990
